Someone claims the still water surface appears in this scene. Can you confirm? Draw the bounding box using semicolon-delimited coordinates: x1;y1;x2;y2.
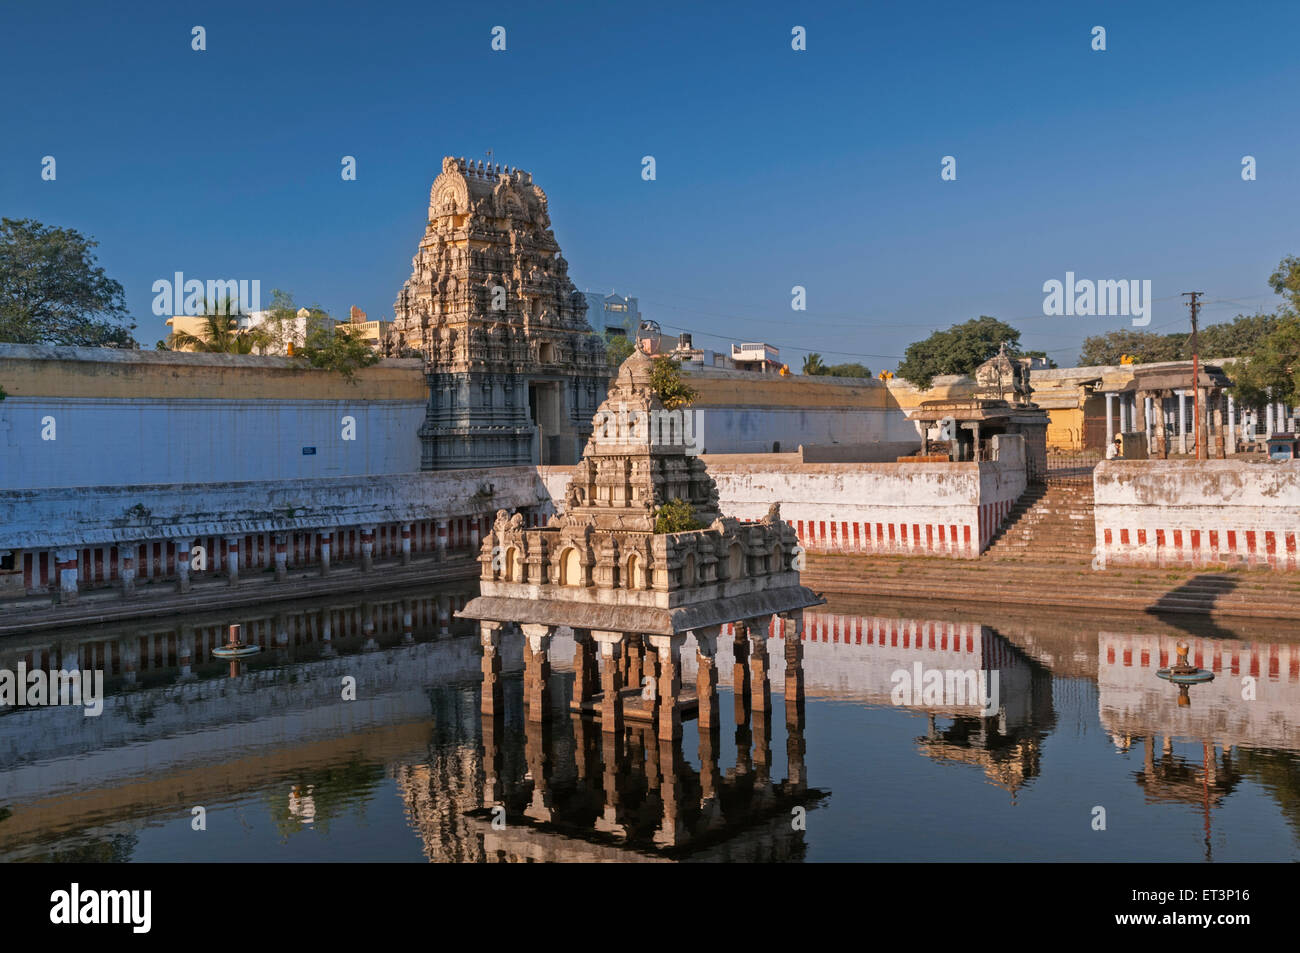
1;584;1296;861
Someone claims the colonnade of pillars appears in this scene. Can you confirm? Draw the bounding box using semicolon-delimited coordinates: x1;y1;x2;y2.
47;518;464;606
1105;389;1292;457
478;611;809;849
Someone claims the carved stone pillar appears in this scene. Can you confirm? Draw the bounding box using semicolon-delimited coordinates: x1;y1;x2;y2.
733;621;751;727
592;630;625;734
480;621;504;717
119;549;136;597
360;526;375;572
748;615;772;718
571;628;597;710
694;626;721;733
782;611;807;793
520;623;552;721
55;547;79;605
225;536;240;587
319;529;334;577
175;539;192;594
274;534;289;582
649;633;684;741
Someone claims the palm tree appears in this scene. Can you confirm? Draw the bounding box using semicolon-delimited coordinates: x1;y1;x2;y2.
167;296;270;354
802;352;826;376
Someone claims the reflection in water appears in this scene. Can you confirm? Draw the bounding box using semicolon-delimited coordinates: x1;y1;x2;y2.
0;589;1298;861
466;618;825;861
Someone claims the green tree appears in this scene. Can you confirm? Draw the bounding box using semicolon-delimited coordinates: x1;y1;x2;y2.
1268;255;1300;314
1230;316;1300;408
295;321;380;381
897;316;1021;389
654;498;704;533
0;218;136;346
1199;313;1282;357
801;352;826;375
605;331;635;366
1078;330;1185;365
822;361;872;378
650;355;698;408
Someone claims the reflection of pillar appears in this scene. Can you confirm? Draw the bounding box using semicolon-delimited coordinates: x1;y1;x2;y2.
523;719;554;823
482;704;504;808
520;623;552;722
649;633;684;741
225;536;240;587
361;602;377;651
177;625;195;680
55;548;78;605
437;594;451;637
175;539;192;593
401;599;414;643
480;621;504;717
400;523;412;566
593;631;625;734
653;739;686;848
360;526;375;572
596;727;626;836
571;628;597;710
572;710;600;784
320;610;336;657
119;635;139;686
782;611;807;793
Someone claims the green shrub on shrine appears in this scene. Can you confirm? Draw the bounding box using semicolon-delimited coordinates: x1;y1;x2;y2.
654;498;704;534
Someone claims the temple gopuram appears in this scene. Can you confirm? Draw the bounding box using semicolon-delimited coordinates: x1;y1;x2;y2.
458;348;824;741
392;156;609;469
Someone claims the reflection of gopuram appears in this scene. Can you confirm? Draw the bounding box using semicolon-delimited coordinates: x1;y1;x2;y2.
458;349;826;856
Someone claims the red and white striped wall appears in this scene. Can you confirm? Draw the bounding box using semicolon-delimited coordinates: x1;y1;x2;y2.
1097;525;1300;570
791;517;981;557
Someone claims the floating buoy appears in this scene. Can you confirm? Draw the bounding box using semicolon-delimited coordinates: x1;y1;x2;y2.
1156;641;1214;685
212;623;261;659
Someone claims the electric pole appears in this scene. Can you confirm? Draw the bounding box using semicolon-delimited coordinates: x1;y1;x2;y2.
1183;291;1205;459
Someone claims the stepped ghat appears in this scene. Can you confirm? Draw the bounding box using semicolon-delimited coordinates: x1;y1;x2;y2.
392;156;608;469
459;349;823;740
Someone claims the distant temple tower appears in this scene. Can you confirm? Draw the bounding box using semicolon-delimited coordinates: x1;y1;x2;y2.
392;156;609;469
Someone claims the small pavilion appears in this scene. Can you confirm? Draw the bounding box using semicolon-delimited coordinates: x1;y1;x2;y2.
906;346;1050;481
457;349;823;740
1117;364;1233;459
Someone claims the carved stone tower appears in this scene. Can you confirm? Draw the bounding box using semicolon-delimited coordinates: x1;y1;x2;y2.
393;156;609;469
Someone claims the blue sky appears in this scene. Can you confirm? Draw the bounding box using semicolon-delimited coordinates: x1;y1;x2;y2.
2;0;1296;369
